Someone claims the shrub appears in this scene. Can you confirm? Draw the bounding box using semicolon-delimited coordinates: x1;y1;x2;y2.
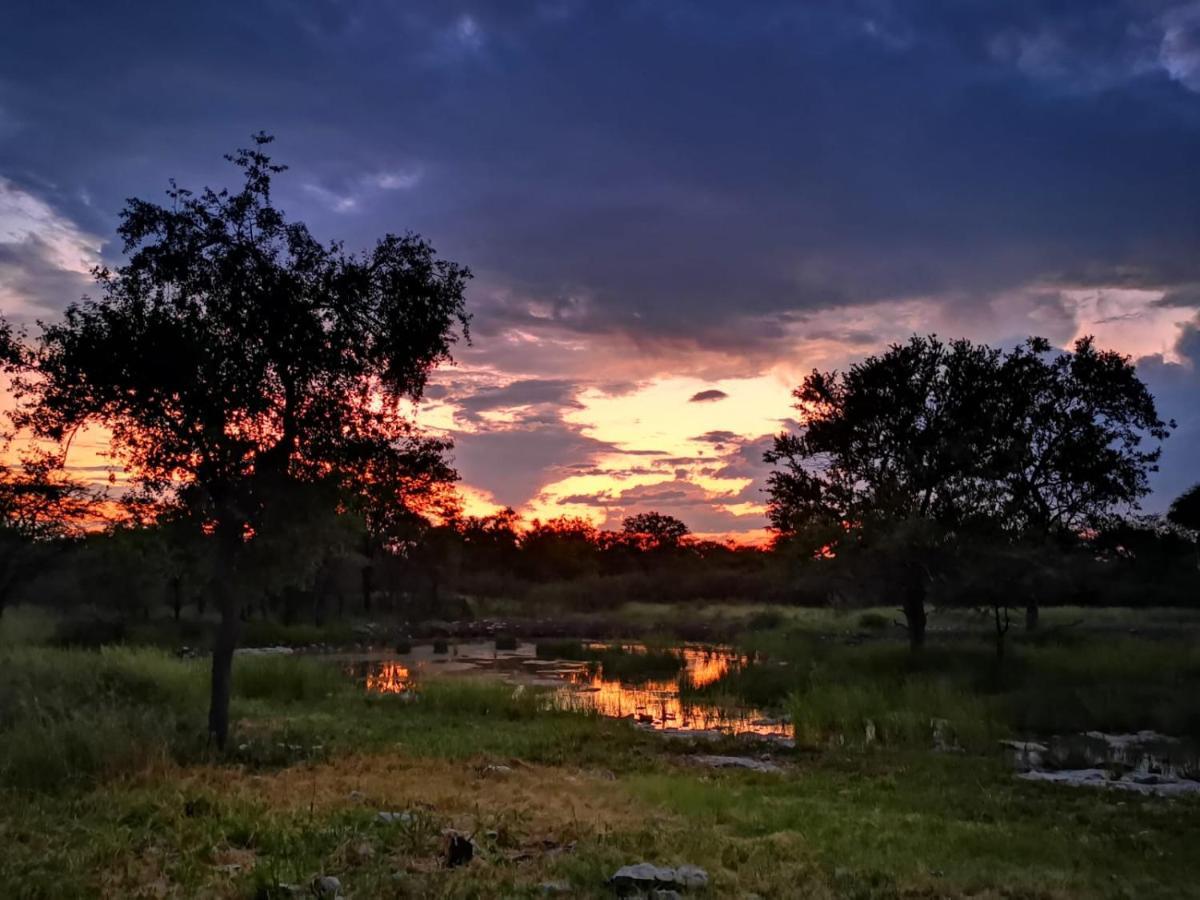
857;612;891;631
494;633;519;651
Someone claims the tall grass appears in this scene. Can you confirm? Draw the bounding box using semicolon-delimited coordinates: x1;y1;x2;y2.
232;654;349;702
0;646;206;791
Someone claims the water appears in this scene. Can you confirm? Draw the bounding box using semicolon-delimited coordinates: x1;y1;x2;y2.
345;640;790;739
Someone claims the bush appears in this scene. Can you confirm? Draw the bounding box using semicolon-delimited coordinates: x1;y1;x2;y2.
432;639;449;654
857;612;891;631
494;633;518;651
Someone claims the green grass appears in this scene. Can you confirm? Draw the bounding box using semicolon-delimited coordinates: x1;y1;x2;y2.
232;654;350;703
4;624;1200;897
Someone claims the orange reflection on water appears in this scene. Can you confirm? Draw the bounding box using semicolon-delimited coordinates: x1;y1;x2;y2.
354;643;789;738
363;661;411;694
561;646;787;737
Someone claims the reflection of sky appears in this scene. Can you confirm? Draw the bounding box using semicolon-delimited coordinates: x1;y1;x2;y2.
353;643;789;738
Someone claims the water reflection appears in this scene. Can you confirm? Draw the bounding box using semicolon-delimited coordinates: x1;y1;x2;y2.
362;661;411;694
349;641;790;739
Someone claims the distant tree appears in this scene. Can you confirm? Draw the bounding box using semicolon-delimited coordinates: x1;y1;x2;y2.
0;455;94;618
1168;484;1200;535
7;135;469;747
620;511;690;551
765;335;1170;647
521;516;599;580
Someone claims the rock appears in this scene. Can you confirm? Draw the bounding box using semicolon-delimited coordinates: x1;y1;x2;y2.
483;764;513;776
999;740;1049;771
539;881;573;895
349;841;374;863
1018;768;1200;797
312;875;342;898
609;863;679;891
864;718;877;745
674;864;709;889
652;892;683;900
690;755;782;773
608;863;708;893
376;810;416;825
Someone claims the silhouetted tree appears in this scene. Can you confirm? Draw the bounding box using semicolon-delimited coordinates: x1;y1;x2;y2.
0;455;93;618
8;134;469;748
1168;484;1200;535
765;335;1169;648
620;511;690;551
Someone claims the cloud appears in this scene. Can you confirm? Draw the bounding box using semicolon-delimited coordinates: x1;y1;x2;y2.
0;178;102;319
688;389;728;403
1161;3;1200;91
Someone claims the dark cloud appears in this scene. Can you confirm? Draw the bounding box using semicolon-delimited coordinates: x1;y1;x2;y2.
692;430;741;446
450;420;613;507
4;1;1200;519
688;389;728;403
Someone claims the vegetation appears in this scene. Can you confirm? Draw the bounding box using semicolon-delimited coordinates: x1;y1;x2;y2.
4;135;469;747
2;631;1199;898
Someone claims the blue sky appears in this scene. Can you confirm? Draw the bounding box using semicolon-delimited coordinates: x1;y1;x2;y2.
2;1;1199;535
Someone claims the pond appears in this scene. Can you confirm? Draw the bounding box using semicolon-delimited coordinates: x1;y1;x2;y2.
343;640;791;739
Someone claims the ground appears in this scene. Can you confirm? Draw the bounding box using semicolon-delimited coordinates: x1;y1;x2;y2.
2;606;1199;898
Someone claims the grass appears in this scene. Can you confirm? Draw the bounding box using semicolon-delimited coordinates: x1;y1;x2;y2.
4;610;1200;896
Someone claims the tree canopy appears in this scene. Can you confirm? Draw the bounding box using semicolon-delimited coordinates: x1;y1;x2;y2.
765;335;1170;541
5;134;471;745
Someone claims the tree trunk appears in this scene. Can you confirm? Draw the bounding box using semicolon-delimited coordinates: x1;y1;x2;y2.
207;534;240;751
1025;602;1039;632
171;576;183;622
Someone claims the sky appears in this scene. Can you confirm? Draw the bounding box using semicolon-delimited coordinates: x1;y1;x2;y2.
2;0;1200;540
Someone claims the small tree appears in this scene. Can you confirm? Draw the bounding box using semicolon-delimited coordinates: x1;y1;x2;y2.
8;135;469;747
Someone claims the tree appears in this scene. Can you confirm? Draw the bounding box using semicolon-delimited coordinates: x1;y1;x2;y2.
8;134;470;747
765;335;1170;648
620;511;691;551
1167;484;1200;535
0;454;94;617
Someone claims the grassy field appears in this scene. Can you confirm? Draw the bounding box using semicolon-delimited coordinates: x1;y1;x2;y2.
2;609;1200;898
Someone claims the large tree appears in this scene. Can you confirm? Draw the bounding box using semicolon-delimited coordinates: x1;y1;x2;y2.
8;135;470;747
765;335;1169;647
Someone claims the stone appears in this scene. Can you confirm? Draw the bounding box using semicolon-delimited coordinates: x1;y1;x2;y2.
864;718;877;745
483;764;513;776
1017;768;1200;797
690;755;782;773
652;892;683;900
608;863;709;893
376;810;416;825
312;875;342;898
609;863;679;891
674;864;709;889
538;881;573;895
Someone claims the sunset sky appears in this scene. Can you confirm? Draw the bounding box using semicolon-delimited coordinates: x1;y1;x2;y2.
3;1;1200;540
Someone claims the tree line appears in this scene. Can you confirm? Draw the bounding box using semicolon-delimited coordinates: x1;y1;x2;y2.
1;137;1198;746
